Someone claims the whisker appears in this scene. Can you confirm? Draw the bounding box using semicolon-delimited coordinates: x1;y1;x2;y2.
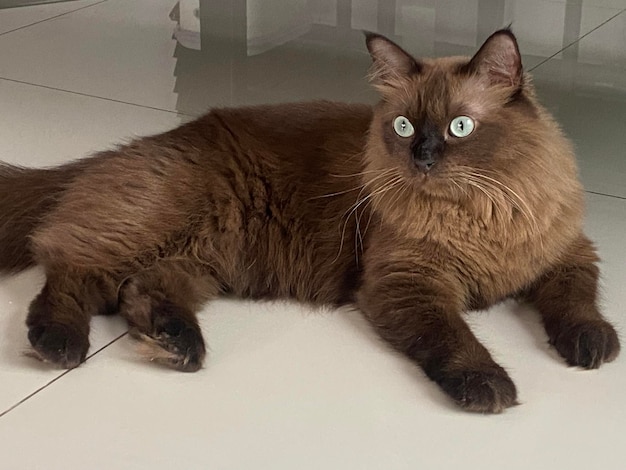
307;184;366;200
355;176;405;245
333;172;403;264
329;169;386;178
471;173;538;233
353;177;406;258
454;166;545;260
311;168;396;201
456;172;507;222
462;178;502;221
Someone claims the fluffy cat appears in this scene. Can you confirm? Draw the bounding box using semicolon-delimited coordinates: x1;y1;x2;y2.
0;30;619;413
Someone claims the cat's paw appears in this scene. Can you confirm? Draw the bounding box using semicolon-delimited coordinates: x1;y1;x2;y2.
134;315;206;372
438;364;518;413
551;319;620;369
27;322;89;369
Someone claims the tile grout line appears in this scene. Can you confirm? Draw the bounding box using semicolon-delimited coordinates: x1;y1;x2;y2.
0;0;109;37
585;190;626;202
2;7;625;204
0;0;194;117
0;76;193;117
2;85;626;202
0;330;128;419
526;9;626;203
0;5;622;118
528;8;626;72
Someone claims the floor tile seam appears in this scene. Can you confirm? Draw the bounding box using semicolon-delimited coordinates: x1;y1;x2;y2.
0;330;128;419
528;8;626;72
585;190;626;202
0;75;193;117
0;0;109;38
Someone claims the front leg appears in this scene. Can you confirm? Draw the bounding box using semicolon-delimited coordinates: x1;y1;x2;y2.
525;234;620;368
357;256;517;413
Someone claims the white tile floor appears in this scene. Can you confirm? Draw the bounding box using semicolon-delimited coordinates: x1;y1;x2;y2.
0;1;624;469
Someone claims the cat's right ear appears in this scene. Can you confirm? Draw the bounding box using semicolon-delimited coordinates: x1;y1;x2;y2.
365;32;421;92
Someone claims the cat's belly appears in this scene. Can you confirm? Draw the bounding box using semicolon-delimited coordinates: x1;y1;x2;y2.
205;204;363;306
230;239;360;305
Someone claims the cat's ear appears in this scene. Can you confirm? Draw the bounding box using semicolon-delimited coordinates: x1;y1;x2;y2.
463;29;522;89
365;32;421;90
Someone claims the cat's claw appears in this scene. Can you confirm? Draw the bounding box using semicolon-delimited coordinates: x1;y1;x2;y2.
27;322;89;369
133;316;206;373
438;365;518;413
551;320;620;369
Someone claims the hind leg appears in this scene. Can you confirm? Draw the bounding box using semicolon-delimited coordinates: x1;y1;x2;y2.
27;268;118;368
119;263;219;372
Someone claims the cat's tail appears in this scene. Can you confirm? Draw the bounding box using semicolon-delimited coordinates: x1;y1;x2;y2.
0;162;77;273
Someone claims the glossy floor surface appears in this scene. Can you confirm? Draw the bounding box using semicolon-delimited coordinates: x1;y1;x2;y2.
0;1;625;469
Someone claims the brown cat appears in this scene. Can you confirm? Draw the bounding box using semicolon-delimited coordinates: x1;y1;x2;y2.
0;29;619;413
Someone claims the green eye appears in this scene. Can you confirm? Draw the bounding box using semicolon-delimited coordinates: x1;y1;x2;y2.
449;116;475;138
393;116;415;138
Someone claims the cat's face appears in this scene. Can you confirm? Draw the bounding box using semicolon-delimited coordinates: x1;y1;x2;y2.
363;30;567;203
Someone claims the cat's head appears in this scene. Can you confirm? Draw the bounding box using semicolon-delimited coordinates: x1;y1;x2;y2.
362;29;579;214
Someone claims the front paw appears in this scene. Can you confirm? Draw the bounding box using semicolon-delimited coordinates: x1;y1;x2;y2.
27;322;89;369
437;364;518;413
551;320;620;369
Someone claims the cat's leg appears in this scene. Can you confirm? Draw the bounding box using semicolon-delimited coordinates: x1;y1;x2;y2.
357;260;517;413
26;268;119;368
524;234;620;368
118;263;219;372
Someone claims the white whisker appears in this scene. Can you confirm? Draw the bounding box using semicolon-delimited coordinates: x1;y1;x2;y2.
453;165;544;260
333;171;403;264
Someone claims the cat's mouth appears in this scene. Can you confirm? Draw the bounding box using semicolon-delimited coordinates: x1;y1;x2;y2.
410;162;441;184
406;169;443;197
407;165;464;199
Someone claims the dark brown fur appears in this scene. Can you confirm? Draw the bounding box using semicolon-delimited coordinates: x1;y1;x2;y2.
0;30;619;412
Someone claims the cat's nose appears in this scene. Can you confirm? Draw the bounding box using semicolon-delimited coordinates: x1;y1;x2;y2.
413;147;438;172
412;125;443;174
415;158;436;173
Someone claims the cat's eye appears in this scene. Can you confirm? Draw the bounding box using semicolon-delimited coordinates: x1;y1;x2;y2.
449;116;475;138
393;116;415;138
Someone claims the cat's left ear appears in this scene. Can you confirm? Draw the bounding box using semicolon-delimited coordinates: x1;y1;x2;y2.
365;32;421;90
463;29;523;89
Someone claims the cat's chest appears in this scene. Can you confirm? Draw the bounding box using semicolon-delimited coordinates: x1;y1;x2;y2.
411;201;505;248
392;200;548;301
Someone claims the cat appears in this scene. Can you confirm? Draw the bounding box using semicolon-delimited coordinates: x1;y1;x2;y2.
0;29;619;413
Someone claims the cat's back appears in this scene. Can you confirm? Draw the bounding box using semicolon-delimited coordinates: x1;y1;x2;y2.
169;101;374;304
211;101;372;136
196;101;372;160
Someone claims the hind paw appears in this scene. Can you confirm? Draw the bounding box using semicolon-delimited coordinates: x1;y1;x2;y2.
133;316;206;372
27;322;89;369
